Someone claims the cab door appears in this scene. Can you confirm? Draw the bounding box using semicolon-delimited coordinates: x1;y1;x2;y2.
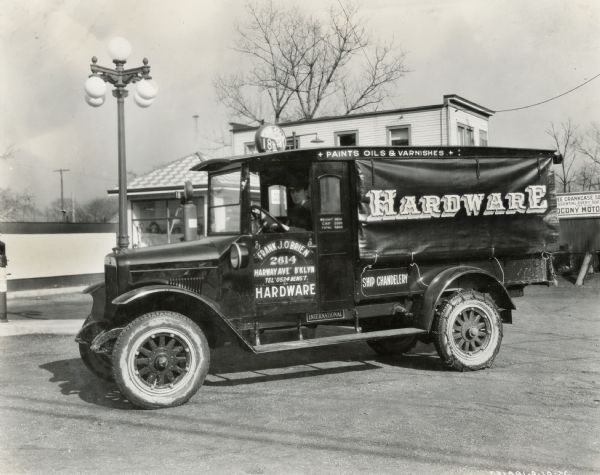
251;230;318;320
250;173;318;320
312;161;354;311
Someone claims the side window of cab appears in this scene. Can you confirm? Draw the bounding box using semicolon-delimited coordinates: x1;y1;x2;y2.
319;175;341;214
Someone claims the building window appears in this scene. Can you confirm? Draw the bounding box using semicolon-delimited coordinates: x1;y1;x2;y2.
244;142;256;154
479;130;488;146
457;124;475;146
335;131;358;146
388;127;410;146
132;197;205;247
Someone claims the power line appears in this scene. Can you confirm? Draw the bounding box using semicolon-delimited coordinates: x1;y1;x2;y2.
495;72;600;113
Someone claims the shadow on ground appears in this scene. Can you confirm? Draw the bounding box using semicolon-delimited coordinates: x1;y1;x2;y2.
39;341;443;408
39;358;130;409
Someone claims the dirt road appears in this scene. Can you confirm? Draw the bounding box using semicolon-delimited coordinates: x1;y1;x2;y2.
0;279;598;474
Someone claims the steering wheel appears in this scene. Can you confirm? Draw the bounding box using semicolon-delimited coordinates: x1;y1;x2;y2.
250;205;289;234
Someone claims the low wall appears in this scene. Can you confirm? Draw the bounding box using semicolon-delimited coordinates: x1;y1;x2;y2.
0;223;117;292
558;218;600;253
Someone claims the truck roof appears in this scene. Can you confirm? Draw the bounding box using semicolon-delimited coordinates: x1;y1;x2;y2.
190;146;561;173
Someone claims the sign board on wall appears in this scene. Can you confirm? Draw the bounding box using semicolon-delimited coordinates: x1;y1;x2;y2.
557;192;600;219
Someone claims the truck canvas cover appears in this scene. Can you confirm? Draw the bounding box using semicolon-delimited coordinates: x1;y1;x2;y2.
356;154;559;260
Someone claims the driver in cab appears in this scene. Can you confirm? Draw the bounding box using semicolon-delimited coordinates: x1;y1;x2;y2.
251;177;312;233
287;180;312;231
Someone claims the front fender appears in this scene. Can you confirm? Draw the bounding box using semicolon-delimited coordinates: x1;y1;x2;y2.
112;284;218;306
419;266;514;331
75;282;107;343
112;285;251;350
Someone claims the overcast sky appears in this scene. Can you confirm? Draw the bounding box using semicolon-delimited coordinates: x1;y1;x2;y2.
1;0;599;206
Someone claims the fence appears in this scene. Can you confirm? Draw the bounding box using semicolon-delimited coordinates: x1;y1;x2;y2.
0;222;117;292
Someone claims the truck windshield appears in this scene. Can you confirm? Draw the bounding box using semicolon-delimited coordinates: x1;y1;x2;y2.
208;169;241;234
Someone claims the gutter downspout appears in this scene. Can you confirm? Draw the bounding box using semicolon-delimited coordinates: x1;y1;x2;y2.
445;97;451;146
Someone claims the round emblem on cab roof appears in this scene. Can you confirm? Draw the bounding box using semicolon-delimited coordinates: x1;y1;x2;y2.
254;124;286;153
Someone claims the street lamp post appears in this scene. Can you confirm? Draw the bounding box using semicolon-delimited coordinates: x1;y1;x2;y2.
84;37;158;250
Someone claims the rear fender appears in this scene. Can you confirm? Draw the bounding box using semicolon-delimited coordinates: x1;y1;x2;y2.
111;285;251;350
419;266;514;331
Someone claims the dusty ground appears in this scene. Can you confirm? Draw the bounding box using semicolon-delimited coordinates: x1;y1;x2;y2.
0;277;599;474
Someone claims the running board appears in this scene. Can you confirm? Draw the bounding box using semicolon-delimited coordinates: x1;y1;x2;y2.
252;327;427;354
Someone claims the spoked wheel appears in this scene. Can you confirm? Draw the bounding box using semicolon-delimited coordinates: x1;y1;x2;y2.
367;335;418;356
433;290;502;371
112;311;209;409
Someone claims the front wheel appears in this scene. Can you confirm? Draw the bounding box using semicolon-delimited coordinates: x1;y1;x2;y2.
433;290;502;371
112;311;210;409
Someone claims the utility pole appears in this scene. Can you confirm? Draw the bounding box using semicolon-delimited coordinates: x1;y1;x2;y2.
193;114;199;150
71;192;76;223
54;168;70;222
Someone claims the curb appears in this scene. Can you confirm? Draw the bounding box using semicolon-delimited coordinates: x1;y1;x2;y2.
7;286;87;300
0;319;85;337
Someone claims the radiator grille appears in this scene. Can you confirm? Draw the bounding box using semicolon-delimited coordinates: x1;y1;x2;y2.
104;264;118;299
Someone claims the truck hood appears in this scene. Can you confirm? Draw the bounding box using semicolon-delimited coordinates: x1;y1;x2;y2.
114;235;239;267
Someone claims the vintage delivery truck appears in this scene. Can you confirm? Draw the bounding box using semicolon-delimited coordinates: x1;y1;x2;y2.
76;136;562;409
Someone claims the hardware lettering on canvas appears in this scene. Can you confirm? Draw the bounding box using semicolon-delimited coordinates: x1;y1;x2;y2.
365;185;548;221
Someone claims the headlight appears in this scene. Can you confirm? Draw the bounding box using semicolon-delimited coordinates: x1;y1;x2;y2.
229;243;249;270
104;255;117;266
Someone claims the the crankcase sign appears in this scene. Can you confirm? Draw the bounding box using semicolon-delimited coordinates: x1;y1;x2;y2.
557;192;600;218
253;238;316;303
361;268;410;297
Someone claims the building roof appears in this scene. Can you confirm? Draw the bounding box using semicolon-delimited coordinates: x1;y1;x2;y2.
443;94;495;117
109;152;208;195
229;94;494;132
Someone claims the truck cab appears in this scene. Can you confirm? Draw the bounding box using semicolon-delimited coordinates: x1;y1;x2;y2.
77;142;562;409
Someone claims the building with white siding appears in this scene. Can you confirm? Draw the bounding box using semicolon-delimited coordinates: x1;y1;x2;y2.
118;94;493;247
230;94;493;154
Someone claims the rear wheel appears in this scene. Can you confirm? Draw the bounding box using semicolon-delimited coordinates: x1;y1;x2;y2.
367;335;418;356
112;311;210;409
433;290;502;371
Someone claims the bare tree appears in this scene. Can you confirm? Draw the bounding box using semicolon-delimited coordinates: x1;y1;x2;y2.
577;122;600;167
82;197;118;223
546;120;579;192
45;198;86;223
0;188;37;222
0;144;16;161
214;1;408;124
573;123;600;191
575;162;600;191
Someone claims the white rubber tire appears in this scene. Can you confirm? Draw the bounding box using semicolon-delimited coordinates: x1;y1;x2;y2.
112;311;209;409
433;290;502;371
